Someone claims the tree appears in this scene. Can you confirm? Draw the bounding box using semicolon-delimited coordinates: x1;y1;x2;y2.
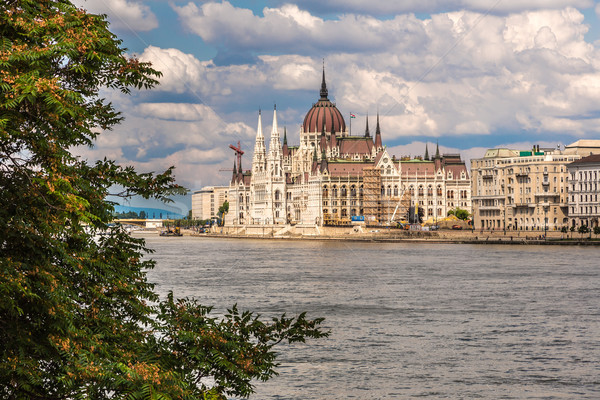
578;225;589;236
218;200;229;216
0;1;326;399
140;210;146;219
594;226;600;236
454;208;469;220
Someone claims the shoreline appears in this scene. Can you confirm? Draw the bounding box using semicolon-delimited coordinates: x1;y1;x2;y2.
134;228;600;245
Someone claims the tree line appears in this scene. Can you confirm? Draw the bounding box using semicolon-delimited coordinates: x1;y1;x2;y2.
0;1;327;398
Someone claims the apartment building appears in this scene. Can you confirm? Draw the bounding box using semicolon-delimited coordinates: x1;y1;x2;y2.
191;186;229;221
567;153;600;228
471;140;600;232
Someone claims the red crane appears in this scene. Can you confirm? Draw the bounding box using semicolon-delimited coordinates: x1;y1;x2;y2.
229;141;244;168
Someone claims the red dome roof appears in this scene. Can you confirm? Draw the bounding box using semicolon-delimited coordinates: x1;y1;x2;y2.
302;68;346;134
302;99;346;134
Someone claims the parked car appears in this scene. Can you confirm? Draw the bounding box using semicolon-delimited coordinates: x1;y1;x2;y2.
451;224;463;230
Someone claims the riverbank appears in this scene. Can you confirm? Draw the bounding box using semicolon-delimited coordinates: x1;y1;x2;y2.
146;226;600;245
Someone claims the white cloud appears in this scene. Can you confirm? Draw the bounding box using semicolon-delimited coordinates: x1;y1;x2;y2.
280;0;593;15
72;0;158;31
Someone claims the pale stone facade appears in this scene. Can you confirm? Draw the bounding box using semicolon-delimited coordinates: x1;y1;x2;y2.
225;69;470;227
567;154;600;228
191;186;229;221
471;141;600;232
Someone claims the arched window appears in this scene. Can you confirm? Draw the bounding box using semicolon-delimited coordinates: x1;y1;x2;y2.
323;185;328;197
437;186;442;196
394;185;398;196
418;186;424;196
427;186;433;196
359;185;364;198
341;209;347;217
381;185;385;195
350;185;356;197
275;190;281;201
387;185;392;196
341;185;347;197
409;186;415;196
332;185;338;197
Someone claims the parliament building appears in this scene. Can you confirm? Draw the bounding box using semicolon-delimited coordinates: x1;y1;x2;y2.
225;69;471;227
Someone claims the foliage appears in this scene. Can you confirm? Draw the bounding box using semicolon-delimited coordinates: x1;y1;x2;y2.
578;225;589;235
447;209;455;216
561;226;568;234
0;1;327;399
594;226;600;236
218;200;229;216
570;225;575;232
453;208;470;220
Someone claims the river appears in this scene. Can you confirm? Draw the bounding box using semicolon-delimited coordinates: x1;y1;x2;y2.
144;236;600;399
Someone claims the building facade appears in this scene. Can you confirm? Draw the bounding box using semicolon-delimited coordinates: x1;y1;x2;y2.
225;69;470;227
567;154;600;228
191;186;229;221
471;141;600;231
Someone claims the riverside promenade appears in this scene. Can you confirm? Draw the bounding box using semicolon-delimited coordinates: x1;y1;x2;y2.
181;226;600;246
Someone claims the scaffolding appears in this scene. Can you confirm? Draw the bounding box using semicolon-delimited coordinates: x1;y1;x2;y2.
362;167;381;225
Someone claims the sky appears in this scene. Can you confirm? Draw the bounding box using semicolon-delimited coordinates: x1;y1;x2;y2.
71;0;600;212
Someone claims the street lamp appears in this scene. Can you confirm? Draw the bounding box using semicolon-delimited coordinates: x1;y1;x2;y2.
544;205;548;240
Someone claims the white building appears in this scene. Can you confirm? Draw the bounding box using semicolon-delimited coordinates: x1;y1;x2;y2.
191;186;229;221
567;153;600;228
225;68;470;227
471;141;600;232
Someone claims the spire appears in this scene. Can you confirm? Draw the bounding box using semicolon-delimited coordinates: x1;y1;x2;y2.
232;159;237;183
424;143;429;161
435;141;440;159
320;148;329;173
320;117;328;150
252;109;267;174
330;124;337;149
272;104;278;136
282;126;289;157
364;113;370;138
257;108;263;138
374;112;382;149
320;60;328;100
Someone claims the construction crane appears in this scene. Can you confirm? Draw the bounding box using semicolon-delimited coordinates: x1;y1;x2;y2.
229;141;244;168
388;188;410;225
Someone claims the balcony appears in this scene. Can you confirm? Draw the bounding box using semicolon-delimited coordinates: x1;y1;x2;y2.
515;172;528;178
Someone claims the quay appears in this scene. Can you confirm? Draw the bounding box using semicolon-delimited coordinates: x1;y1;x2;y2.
150;226;600;245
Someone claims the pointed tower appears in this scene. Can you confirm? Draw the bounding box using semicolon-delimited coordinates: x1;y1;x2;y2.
267;105;283;178
330;124;337;156
237;157;243;182
231;159;237;184
319;118;328;154
320;149;328;173
374;112;383;150
252;109;267;174
424;143;430;161
364;114;370;138
282;126;289;158
320;61;328;100
434;141;442;170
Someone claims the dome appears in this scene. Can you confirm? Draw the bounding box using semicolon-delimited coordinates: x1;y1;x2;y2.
302;69;346;134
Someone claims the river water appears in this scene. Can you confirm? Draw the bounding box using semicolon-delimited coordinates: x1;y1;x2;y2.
144;236;600;399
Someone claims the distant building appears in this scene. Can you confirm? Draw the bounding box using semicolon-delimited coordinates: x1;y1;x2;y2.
471;141;600;231
191;186;229;221
567;153;600;228
225;67;470;227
